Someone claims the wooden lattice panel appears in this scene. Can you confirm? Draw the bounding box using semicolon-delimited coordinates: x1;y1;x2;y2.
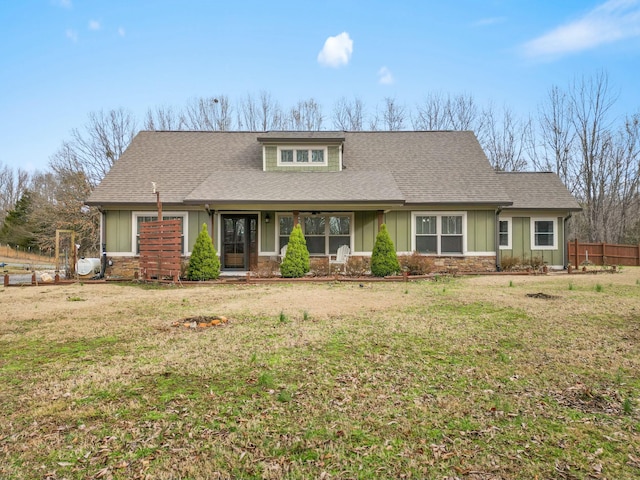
139;219;182;281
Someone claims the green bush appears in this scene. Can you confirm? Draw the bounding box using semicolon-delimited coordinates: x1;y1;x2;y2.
186;224;220;280
280;224;310;278
370;224;400;277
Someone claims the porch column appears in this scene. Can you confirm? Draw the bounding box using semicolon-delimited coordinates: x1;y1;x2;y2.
377;210;384;230
293;211;300;227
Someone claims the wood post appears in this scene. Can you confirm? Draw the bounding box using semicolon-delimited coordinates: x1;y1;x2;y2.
574;239;579;268
3;274;8;287
377;210;384;230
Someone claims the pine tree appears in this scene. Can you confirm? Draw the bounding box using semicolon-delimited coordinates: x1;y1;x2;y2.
186;224;220;280
370;224;400;277
280;224;310;278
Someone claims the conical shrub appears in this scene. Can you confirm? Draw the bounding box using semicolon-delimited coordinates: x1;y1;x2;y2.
280;224;310;278
370;224;400;277
186;223;220;280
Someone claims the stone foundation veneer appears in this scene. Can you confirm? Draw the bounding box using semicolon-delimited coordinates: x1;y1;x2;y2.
105;254;498;279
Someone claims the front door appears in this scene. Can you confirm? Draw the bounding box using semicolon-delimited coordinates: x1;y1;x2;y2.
221;215;257;270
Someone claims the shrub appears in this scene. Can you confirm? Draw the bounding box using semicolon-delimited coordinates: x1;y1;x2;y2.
500;255;521;272
345;256;370;277
186;224;220;280
370;224;400;277
280;224;310;278
398;252;434;275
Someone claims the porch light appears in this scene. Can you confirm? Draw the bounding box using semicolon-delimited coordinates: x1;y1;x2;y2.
265;213;271;223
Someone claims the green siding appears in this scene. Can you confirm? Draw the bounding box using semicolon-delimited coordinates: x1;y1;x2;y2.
105;210;132;252
354;211;377;252
502;216;565;266
384;211;411;252
264;145;341;172
467;210;495;252
188;212;211;252
261;211;276;252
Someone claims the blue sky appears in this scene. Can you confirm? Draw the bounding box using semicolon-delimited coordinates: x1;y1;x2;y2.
1;0;640;172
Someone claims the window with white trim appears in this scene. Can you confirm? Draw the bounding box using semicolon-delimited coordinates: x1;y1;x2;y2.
134;213;186;254
498;218;512;249
531;218;557;250
277;146;327;166
413;212;465;255
278;214;351;255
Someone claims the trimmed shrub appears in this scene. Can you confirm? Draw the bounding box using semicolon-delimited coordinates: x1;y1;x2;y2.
398;252;434;275
280;224;310;278
370;224;400;277
186;224;220;280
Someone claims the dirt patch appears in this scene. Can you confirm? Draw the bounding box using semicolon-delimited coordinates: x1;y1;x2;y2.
526;292;559;299
172;315;228;329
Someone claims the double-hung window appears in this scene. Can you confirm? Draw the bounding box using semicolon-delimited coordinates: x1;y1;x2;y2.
413;212;465;255
278;147;327;166
278;214;351;255
531;218;557;249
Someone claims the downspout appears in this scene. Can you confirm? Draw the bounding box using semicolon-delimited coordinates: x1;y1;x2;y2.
563;212;572;269
495;207;503;272
93;207;107;279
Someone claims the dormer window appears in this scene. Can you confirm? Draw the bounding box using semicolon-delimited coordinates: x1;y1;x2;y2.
278;146;327;166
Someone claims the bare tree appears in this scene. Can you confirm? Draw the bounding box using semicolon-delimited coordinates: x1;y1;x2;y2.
332;96;365;130
380;97;406;131
49;108;137;187
182;95;233;131
285;98;324;130
0;163;30;221
144;105;184;130
29;169;100;255
570;71;618;242
413;92;480;131
530;85;576;190
481;104;529;171
238;91;283;131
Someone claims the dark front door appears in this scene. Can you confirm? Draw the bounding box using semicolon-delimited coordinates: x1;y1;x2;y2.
221;215;257;270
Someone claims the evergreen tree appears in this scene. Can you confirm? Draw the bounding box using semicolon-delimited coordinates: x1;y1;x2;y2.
280;223;310;278
370;224;400;277
0;191;36;248
186;224;220;280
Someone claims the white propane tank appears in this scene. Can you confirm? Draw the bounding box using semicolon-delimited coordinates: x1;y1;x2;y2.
77;258;101;276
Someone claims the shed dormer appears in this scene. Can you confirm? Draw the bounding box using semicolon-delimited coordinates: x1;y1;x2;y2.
257;132;345;172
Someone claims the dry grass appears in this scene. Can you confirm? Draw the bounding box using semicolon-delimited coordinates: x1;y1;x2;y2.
1;270;639;479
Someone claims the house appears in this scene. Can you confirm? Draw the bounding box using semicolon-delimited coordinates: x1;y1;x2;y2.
85;130;581;277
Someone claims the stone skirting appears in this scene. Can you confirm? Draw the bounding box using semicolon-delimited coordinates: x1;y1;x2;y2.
431;256;497;273
105;254;497;279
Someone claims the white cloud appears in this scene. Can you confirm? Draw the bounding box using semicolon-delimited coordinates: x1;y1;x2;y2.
522;0;640;59
89;20;101;31
53;0;72;8
118;27;126;37
317;32;353;67
66;29;78;42
377;66;394;85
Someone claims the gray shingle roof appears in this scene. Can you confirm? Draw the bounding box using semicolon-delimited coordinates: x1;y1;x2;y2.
86;131;577;211
497;172;582;211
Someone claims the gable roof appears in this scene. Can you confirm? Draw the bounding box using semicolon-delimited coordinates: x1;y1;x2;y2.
497;172;581;211
86;131;575;211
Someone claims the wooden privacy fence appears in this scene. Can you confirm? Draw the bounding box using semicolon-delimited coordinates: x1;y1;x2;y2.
568;240;640;267
139;219;181;282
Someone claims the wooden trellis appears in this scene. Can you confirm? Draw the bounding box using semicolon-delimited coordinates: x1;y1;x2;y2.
139;219;181;282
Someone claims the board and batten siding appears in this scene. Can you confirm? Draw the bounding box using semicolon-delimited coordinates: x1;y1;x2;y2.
354;211;378;253
188;211;211;252
466;210;495;253
264;145;341;172
105;210;132;252
503;216;565;266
